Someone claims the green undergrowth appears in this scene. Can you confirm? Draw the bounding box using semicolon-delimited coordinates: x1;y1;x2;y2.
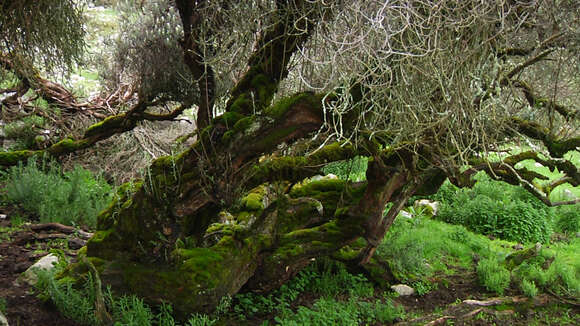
321;156;368;182
376;211;579;299
433;174;580;243
34;259;216;326
230;259;402;324
35;256;402;325
1;158;113;229
511;238;580;298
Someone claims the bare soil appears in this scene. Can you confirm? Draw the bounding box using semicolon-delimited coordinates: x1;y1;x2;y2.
0;218;80;325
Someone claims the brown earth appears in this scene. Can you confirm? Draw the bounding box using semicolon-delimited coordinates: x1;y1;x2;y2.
0;218;81;326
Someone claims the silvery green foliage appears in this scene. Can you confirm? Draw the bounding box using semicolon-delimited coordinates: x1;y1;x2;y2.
98;0;195;103
281;0;579;167
0;0;86;75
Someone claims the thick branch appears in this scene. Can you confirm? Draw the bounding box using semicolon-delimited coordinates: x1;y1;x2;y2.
0;99;192;166
453;152;579;207
175;0;216;130
509;117;580;158
246;142;359;187
226;1;319;115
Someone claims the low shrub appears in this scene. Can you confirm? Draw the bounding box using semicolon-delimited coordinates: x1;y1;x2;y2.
477;258;511;295
512;248;580;299
274;297;403;325
520;279;539;298
2;159;113;228
554;205;580;234
436;174;553;243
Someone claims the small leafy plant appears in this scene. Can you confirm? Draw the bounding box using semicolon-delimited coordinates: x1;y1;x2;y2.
477;258;511;295
2;159;113;228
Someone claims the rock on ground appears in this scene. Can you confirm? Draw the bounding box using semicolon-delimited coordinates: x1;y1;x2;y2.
391;284;415;296
18;254;59;286
0;310;8;326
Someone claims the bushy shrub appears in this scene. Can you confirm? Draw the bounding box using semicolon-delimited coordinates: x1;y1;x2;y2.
35;269;99;325
2;159;113;228
545;261;580;297
554;205;580;234
520;279;538;298
436;174;553;243
477;258;511;295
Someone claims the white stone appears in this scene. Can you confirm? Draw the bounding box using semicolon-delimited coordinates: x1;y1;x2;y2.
19;254;59;286
391;284;415;296
0;310;8;326
399;210;413;219
0;214;6;220
414;199;440;216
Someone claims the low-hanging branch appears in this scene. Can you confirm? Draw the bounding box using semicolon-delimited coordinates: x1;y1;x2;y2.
509;117;580;158
452;151;580;207
512;80;579;121
0;98;193;166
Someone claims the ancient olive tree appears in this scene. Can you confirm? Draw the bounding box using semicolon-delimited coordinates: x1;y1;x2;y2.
1;0;579;316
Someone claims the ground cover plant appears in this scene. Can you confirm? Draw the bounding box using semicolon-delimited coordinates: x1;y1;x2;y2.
1;159;113;228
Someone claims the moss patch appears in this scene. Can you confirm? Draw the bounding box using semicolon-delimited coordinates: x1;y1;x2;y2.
84;115;126;138
0;150;37;166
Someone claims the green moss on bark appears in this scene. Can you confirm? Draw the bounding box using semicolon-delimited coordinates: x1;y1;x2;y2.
0;150;37;166
84;115;126;138
47;137;90;154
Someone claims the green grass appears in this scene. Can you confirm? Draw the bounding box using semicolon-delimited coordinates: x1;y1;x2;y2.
35;265;217;326
376;209;579;298
377;214;514;281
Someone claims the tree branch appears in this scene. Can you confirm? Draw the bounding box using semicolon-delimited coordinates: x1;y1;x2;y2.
175;0;216;130
509;117;580;158
512;80;579;120
226;0;320;115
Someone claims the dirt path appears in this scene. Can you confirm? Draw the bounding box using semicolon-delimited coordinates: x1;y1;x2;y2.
0;219;80;325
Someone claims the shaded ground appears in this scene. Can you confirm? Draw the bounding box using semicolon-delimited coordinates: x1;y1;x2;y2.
393;271;579;326
0;217;82;326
